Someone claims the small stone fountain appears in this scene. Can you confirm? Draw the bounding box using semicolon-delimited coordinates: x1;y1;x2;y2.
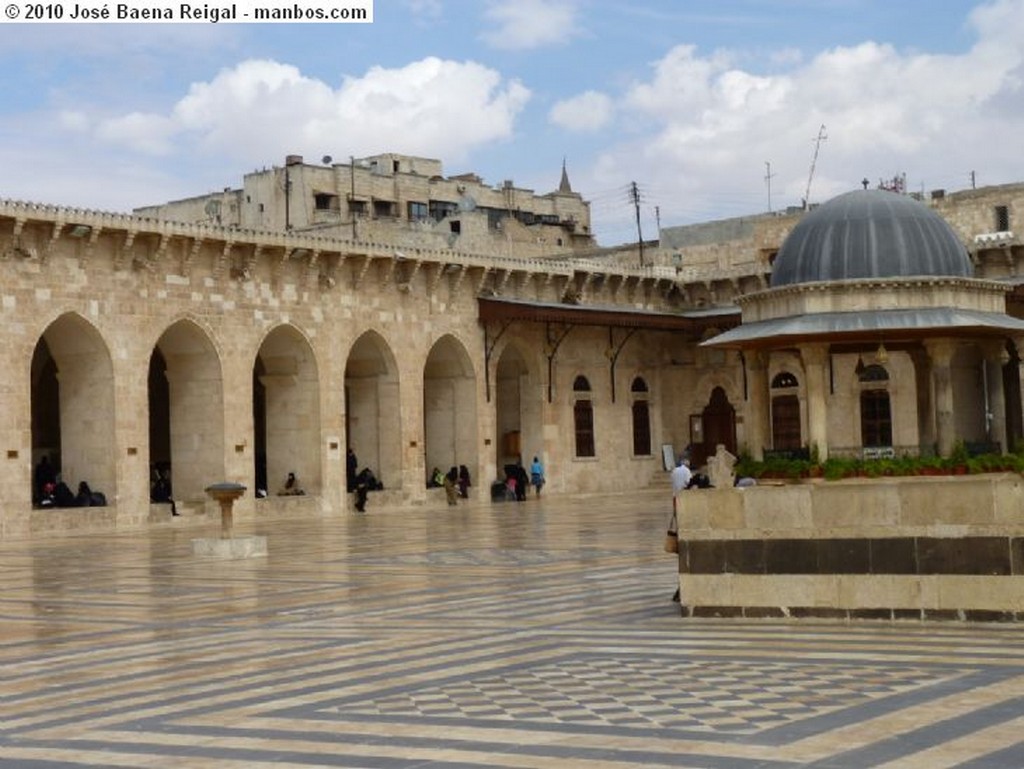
191;482;268;559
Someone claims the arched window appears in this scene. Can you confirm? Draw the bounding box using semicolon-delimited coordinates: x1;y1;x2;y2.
770;371;801;449
861;390;893;447
771;371;799;388
573;376;595;457
631;377;651;456
859;365;892;447
858;364;889;383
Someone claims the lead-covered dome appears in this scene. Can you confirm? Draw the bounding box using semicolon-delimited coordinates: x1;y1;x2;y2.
770;189;971;288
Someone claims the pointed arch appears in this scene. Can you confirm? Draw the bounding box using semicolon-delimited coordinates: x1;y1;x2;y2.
254;324;321;497
31;312;117;505
149;319;225;503
345;330;401;490
423;334;478;482
697;386;737;468
494;340;541;472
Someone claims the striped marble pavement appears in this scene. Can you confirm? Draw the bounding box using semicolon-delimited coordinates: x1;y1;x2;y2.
0;488;1022;768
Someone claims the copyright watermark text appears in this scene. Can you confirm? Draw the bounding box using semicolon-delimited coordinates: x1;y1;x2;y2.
3;0;372;22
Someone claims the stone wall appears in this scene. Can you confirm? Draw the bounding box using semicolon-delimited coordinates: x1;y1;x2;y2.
676;475;1024;620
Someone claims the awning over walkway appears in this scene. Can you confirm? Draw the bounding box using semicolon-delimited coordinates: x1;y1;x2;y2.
703;307;1024;348
478;296;739;332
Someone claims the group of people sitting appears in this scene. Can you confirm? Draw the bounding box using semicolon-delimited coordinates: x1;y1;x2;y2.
35;456;107;509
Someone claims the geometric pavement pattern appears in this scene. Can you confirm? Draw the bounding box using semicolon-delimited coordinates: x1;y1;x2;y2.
329;657;973;734
0;488;1023;769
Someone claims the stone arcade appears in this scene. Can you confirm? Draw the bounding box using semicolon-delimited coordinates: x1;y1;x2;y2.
3;166;1024;619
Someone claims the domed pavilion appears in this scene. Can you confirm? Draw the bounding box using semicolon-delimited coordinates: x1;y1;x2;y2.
705;188;1024;460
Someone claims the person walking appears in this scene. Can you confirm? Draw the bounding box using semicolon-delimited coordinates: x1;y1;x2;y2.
443;467;459;506
529;456;545;498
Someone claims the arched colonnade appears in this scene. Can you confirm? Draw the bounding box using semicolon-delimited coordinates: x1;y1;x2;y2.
28;311;487;513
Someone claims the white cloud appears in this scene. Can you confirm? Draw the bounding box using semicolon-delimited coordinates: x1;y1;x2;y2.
405;0;442;19
97;112;178;155
85;57;530;166
549;91;614;132
580;0;1024;242
58;111;90;132
480;0;578;50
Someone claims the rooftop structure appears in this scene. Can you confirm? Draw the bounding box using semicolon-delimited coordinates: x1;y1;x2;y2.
135;153;594;259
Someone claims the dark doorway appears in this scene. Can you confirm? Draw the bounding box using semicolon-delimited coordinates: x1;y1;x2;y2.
696;387;736;468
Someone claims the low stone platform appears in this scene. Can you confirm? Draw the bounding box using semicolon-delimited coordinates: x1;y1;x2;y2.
677;473;1024;620
191;534;268;559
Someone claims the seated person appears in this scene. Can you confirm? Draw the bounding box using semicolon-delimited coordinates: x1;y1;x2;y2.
75;481;107;507
151;470;178;515
39;481;56;507
354;467;377;512
75;481;93;507
53;481;76;508
277;472;305;496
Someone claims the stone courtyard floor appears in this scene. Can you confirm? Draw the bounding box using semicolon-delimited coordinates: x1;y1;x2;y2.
1;488;1022;768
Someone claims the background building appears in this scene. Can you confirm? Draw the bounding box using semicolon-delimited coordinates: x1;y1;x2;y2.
135;154;594;259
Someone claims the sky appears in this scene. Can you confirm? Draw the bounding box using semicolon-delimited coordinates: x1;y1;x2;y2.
1;0;1023;246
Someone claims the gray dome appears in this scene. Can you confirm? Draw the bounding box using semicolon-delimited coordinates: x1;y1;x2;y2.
770;189;971;288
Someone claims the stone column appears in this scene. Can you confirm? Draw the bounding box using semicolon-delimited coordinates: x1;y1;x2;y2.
745;349;770;460
909;347;936;455
924;339;957;457
980;340;1008;453
800;343;830;461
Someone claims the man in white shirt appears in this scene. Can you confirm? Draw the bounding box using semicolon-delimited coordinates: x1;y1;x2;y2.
668;456;691;604
671;457;692;496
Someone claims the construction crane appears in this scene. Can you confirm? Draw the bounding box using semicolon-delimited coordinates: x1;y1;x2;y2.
804;124;828;209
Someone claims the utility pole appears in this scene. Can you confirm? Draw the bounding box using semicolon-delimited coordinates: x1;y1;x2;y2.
971;170;977;189
349;156;357;239
804;124;827;209
630;181;644;267
765;161;776;212
284;164;292;230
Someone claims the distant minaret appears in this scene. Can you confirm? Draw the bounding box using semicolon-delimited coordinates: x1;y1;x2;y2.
558;158;573;194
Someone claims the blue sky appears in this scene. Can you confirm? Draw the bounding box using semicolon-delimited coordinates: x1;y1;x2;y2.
1;0;1022;245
